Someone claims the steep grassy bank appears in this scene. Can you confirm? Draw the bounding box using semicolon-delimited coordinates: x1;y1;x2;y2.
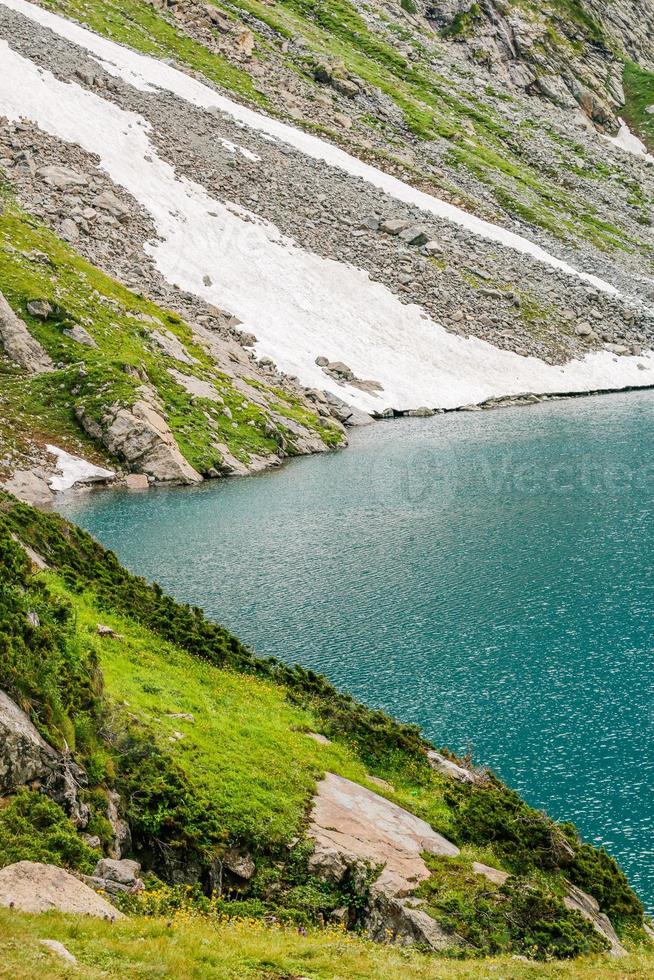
0;492;651;970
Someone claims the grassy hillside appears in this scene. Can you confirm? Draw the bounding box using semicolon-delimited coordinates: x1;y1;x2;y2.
0;189;341;482
0;492;652;973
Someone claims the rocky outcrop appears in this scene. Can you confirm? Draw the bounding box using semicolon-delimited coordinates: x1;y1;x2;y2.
425;0;628;129
2;470;54;508
427;749;479;783
308;772;461;950
0;289;53;373
77;399;202;485
471;860;626;955
565;882;626;956
84;858;144;896
0;862;124;920
106;789;132;860
0;690;88;828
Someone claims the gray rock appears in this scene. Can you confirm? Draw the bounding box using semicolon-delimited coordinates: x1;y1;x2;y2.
36;164;88;190
106;789;132;860
222;848;256;880
427;750;478;783
40;940;77;964
94;189;129;220
398;226;429;246
0;862;124;919
0;690;88;827
78;400;202;485
26;299;53;320
63;324;98;348
380;218;410;235
0;290;53;373
60;217;79;241
2;470;54;508
564;883;626;956
94;857;141;886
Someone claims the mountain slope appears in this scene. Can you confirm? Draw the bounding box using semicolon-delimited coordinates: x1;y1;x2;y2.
0;492;652;970
1;0;654;502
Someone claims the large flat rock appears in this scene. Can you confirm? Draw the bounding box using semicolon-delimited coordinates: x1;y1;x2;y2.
308;771;459;896
0;862;124;920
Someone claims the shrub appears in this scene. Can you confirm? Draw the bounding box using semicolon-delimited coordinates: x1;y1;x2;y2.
0;789;98;872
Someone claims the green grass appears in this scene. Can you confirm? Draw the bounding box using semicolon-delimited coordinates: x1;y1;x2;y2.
622;62;654;153
40;0;266;105
2;909;654;979
47;578;387;850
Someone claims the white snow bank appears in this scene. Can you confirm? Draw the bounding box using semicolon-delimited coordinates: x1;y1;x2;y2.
46;445;114;492
1;41;652;414
605;119;654;164
0;0;619;295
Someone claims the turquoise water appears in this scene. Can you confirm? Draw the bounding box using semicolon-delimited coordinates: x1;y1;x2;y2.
57;391;654;909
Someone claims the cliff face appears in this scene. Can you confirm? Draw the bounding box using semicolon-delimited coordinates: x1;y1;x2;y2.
0;494;647;964
424;0;654;129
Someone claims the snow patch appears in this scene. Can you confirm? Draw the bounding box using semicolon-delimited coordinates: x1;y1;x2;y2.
46;445;114;492
0;0;619;294
1;41;652;414
217;137;260;162
605;119;654;164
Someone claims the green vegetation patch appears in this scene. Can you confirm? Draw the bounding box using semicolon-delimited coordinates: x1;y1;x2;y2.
622;62;654;154
41;0;266;105
0;790;98;874
417;853;607;959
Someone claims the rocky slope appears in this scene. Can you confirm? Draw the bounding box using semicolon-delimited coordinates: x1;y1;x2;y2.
0;492;651;970
1;0;654;498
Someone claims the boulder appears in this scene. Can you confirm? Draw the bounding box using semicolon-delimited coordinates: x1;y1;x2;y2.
365;887;457;951
36;165;88;190
398;226;429;246
2;470;54;508
0;290;53;373
94;190;129;220
307;773;461;952
308;772;459;897
380;218;410;235
85;857;143;896
0;862;124;920
39;940;77;964
78;400;202;485
63;324;98;348
26;300;53;320
564;883;626;956
427;750;477;783
222;849;255;880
